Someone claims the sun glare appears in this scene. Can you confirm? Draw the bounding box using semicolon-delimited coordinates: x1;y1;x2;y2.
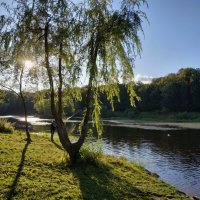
24;60;33;69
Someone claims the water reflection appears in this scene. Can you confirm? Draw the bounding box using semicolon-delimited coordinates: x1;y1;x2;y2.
102;125;200;197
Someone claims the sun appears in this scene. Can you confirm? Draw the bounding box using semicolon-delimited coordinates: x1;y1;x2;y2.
24;60;33;70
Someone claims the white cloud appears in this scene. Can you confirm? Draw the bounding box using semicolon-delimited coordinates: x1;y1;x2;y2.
134;74;153;84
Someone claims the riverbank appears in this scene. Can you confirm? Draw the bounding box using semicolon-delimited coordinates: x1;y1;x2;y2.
133;112;200;122
103;119;200;130
102;111;200;122
0;132;192;199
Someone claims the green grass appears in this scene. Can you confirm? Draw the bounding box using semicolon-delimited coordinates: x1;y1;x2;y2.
0;132;191;200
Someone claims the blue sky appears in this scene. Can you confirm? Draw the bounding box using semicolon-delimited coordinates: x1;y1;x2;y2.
1;0;200;82
134;0;200;82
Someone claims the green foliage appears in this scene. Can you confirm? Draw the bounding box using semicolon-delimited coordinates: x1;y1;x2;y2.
176;112;190;120
126;82;140;107
92;91;103;136
62;87;82;116
127;108;137;119
80;0;147;135
34;90;51;116
100;84;120;111
136;68;200;113
3;0;197;174
1;0;148;157
133;112;200;122
0;90;35;115
175;112;197;121
0;90;5;104
1;68;200;119
0;119;14;133
79;140;103;165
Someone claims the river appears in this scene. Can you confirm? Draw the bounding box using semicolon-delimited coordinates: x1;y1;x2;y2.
1;115;200;197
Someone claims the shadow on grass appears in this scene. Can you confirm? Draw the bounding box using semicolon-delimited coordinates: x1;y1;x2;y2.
71;160;153;200
6;142;30;200
52;140;63;151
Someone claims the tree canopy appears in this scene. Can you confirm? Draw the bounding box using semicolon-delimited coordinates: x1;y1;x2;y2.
0;0;147;163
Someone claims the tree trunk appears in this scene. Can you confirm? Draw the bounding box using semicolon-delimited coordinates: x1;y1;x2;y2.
19;68;31;142
43;21;99;164
0;81;31;142
58;42;63;119
44;21;71;150
66;33;99;163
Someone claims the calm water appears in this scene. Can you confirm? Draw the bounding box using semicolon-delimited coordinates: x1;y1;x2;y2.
1;115;200;197
102;126;200;197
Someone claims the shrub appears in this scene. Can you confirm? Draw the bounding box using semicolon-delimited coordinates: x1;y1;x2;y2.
127;111;135;119
60;140;103;166
0;119;14;133
79;140;103;165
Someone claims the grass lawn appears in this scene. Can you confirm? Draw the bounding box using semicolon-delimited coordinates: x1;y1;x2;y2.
0;132;191;200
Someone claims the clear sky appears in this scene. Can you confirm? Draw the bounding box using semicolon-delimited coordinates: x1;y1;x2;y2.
1;0;200;82
134;0;200;82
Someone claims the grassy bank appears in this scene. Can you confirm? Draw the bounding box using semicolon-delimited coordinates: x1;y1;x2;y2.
106;111;200;122
134;112;200;122
0;132;191;200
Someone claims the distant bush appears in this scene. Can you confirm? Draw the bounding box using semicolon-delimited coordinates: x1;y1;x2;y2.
176;112;188;120
125;108;139;119
175;112;196;120
0;119;14;133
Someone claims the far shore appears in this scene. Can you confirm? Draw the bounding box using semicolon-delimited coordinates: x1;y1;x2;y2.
103;119;200;131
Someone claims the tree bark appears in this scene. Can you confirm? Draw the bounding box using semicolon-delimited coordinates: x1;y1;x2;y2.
44;21;71;152
43;21;100;164
44;21;57;119
68;33;100;163
0;74;31;142
19;68;31;142
58;42;63;119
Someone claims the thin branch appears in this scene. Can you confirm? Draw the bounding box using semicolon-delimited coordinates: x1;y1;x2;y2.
58;42;63;118
0;83;20;97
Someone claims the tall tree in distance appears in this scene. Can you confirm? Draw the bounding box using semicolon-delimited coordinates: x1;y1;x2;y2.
1;0;147;163
0;4;36;142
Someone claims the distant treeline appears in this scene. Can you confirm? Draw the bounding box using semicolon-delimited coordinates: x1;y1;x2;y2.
0;68;200;117
0;91;35;115
136;68;200;112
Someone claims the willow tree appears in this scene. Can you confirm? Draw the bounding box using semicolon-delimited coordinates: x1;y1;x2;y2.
3;0;147;163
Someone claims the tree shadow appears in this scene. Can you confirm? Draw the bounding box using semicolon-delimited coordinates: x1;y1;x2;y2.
6;142;30;200
52;140;63;151
71;160;154;200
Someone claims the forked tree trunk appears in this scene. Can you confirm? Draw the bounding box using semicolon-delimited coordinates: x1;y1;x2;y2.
44;21;96;164
44;21;72;156
66;84;92;163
